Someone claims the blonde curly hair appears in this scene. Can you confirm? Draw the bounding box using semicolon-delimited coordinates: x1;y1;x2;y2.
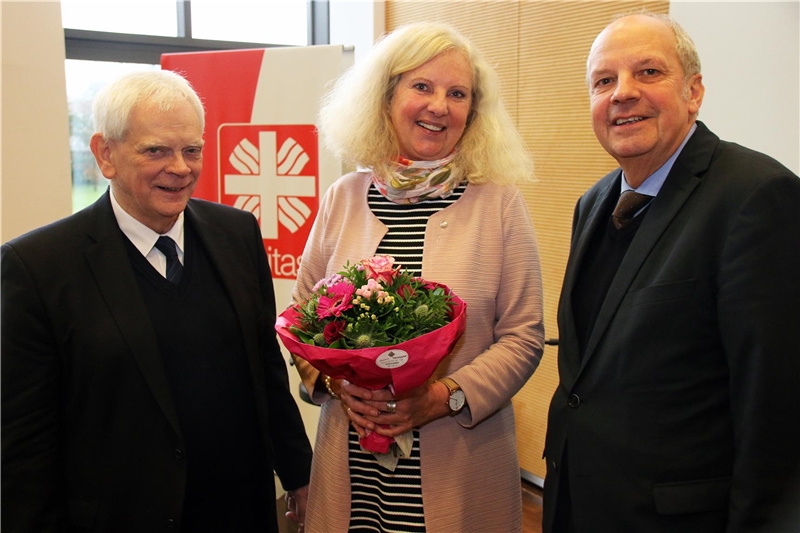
318;22;533;185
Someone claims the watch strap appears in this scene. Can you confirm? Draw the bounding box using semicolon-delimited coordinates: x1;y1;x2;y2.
437;377;461;395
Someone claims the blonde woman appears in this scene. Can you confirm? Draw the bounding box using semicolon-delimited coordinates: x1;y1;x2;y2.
289;22;544;532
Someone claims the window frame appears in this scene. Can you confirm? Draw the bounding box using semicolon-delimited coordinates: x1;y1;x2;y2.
64;0;330;64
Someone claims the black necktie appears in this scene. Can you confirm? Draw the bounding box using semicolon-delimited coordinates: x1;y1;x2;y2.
612;190;654;230
154;236;183;283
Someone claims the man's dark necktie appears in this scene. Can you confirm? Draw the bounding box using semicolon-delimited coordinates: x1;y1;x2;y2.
154;236;183;283
612;190;654;229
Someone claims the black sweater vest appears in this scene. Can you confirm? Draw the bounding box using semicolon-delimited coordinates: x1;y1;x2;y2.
572;202;650;359
125;227;271;532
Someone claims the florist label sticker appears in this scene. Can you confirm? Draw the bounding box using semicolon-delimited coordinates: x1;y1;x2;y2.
376;349;409;369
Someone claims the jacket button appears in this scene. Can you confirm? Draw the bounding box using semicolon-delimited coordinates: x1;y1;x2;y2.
568;394;581;408
165;518;176;528
551;460;558;473
174;448;183;459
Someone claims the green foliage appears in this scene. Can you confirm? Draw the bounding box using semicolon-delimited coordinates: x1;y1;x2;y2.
288;257;454;349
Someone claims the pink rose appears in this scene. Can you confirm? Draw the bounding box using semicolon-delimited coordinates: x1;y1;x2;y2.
323;321;346;344
362;255;398;285
316;282;355;319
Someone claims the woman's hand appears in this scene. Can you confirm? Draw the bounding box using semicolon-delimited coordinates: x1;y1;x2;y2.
338;380;382;437
341;380;452;438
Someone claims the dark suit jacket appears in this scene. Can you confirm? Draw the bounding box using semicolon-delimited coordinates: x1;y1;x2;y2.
543;122;800;532
1;192;312;532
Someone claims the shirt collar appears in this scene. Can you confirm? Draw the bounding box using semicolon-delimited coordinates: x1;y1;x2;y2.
109;188;185;256
620;122;697;196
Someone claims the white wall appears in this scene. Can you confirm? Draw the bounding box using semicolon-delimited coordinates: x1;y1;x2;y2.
671;1;799;174
1;1;72;243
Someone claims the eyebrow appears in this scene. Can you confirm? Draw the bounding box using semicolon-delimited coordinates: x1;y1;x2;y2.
633;56;667;68
407;75;470;89
590;56;667;76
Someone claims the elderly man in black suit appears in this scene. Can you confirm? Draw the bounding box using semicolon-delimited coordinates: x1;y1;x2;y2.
2;70;312;532
544;12;800;533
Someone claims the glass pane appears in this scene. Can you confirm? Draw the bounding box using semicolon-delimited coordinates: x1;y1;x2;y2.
61;0;178;37
191;0;308;46
66;60;160;213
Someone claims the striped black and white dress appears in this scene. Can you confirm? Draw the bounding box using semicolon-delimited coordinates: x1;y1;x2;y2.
348;182;467;533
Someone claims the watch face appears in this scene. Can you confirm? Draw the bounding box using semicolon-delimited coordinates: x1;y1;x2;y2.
449;389;466;411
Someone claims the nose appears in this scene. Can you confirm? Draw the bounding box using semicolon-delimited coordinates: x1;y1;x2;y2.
427;90;448;116
165;152;192;175
611;73;639;103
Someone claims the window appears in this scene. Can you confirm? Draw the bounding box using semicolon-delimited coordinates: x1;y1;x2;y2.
66;60;160;212
63;0;328;212
61;0;178;37
191;1;308;46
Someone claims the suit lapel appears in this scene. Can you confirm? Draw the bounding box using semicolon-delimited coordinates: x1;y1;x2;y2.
83;192;183;435
558;174;619;378
579;123;717;368
563;174;620;299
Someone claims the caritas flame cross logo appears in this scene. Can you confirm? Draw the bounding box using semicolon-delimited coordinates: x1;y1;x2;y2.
218;124;318;280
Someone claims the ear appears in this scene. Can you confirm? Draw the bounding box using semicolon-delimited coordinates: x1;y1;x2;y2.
89;133;117;180
686;73;705;116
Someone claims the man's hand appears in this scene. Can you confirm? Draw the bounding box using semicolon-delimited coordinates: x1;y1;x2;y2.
285;484;309;532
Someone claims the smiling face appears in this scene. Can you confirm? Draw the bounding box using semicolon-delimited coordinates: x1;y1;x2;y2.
91;99;204;233
389;49;473;161
588;15;704;186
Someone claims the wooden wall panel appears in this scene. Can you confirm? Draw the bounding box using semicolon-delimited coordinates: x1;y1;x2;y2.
385;0;669;483
386;2;523;120
514;0;667;481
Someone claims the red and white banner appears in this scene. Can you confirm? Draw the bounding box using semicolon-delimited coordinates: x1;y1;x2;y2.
161;46;352;281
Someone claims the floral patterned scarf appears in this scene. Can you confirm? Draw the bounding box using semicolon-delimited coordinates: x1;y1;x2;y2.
371;151;461;204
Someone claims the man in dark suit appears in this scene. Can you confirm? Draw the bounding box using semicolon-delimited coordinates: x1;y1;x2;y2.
543;13;800;533
2;70;312;532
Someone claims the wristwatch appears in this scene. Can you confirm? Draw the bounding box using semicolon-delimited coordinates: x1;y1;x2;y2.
437;377;466;413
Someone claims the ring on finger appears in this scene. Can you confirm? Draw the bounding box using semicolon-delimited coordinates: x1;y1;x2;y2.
386;400;397;414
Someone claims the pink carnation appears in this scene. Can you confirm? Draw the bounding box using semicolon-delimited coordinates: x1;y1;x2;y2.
316;282;355;319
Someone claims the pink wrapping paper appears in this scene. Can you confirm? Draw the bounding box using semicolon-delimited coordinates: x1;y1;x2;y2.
276;290;467;396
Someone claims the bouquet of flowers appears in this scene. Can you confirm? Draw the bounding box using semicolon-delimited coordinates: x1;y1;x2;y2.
276;255;467;456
